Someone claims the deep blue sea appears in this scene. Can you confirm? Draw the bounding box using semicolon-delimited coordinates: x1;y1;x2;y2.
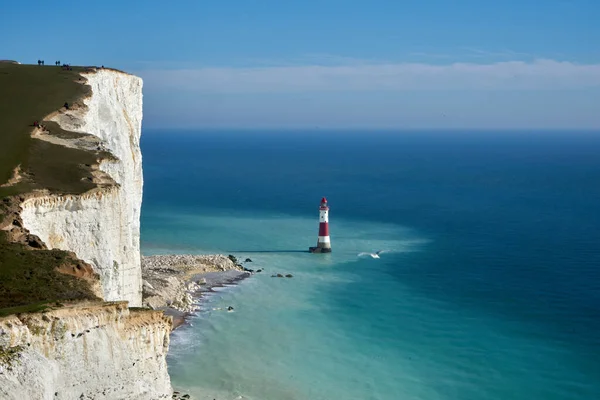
140;130;600;400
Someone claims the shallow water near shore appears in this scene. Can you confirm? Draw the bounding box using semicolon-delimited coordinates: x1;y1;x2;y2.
141;130;600;400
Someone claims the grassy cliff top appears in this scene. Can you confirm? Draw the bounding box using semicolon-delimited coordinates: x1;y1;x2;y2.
0;63;100;198
0;63;104;315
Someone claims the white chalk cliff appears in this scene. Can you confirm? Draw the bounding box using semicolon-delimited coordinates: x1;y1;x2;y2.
20;69;144;307
0;303;172;400
0;69;173;399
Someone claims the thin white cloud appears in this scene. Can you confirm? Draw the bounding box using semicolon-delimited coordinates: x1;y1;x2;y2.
407;52;455;59
459;47;535;59
139;59;600;94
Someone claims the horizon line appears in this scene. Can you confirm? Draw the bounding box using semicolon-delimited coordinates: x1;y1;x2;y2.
141;127;600;132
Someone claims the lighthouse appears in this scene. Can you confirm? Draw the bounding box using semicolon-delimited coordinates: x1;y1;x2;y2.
309;197;332;253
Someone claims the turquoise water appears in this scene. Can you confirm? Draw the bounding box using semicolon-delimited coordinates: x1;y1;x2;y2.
141;131;600;400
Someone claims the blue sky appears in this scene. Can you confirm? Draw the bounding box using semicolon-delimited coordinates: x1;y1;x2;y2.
2;0;599;129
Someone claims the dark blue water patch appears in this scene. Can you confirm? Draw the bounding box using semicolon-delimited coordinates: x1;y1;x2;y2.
141;130;600;228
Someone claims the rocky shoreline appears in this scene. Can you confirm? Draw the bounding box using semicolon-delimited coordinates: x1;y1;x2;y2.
141;254;252;329
142;254;259;399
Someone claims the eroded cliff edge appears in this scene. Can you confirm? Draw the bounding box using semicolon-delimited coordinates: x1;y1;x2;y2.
20;70;144;306
0;66;172;399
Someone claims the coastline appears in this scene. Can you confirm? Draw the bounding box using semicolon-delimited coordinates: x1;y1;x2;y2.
166;270;251;330
141;254;253;330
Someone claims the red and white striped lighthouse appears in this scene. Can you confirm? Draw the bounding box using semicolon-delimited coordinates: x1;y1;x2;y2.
309;197;332;253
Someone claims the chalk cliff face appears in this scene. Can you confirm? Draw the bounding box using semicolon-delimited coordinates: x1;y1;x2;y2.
0;69;175;399
0;303;172;399
20;69;144;306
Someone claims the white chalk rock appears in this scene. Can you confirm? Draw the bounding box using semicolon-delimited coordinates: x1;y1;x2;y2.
20;69;144;306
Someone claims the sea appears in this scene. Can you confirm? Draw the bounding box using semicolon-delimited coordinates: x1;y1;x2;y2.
140;130;600;400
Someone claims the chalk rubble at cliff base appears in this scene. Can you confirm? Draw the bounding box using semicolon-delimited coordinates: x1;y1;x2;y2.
141;254;248;317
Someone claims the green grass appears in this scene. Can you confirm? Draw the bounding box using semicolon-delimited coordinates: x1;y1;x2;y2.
0;63;98;198
0;64;103;313
0;231;100;312
0;302;50;318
